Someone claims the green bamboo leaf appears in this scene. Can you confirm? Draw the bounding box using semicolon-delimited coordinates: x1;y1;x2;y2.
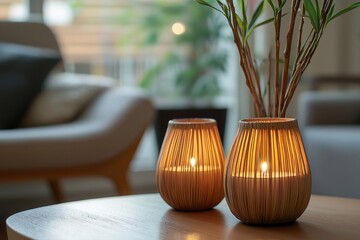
195;0;211;7
279;0;288;11
326;4;335;25
236;13;246;35
255;17;276;27
329;2;360;22
266;0;275;14
249;1;265;29
246;19;272;40
236;0;248;27
246;13;287;40
315;0;320;17
303;0;320;32
195;0;224;16
274;0;288;15
216;0;230;18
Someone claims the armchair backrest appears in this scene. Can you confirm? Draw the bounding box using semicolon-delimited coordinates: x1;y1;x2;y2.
298;91;360;128
0;20;64;70
309;75;360;90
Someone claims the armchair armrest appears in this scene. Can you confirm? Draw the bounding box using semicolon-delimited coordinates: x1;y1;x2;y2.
0;87;155;171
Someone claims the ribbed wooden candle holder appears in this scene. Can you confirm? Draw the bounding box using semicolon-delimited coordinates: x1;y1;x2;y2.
156;118;225;211
225;118;311;224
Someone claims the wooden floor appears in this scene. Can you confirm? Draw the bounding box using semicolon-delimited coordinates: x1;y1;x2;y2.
0;171;157;240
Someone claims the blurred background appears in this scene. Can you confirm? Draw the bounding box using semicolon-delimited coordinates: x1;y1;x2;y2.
0;0;359;238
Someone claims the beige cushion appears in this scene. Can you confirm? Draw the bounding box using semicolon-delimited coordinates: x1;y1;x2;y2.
20;72;115;127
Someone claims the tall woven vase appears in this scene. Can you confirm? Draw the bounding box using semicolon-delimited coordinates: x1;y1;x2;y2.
225;118;311;224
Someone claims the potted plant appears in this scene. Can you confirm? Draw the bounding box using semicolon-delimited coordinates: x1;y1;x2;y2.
134;0;230;150
196;0;360;224
196;0;360;117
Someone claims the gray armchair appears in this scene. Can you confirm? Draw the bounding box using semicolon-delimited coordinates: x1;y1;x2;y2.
298;91;360;199
0;21;155;202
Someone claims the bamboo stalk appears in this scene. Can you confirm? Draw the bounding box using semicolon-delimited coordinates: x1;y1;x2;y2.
245;43;267;116
226;0;264;117
280;0;300;113
242;55;263;117
274;0;283;117
281;33;323;116
291;4;306;77
196;0;346;117
282;0;334;116
267;50;272;117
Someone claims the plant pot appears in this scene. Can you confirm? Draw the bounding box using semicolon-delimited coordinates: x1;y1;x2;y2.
225;118;311;224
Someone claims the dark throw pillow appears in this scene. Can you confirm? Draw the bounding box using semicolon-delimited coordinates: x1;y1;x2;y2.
0;42;61;129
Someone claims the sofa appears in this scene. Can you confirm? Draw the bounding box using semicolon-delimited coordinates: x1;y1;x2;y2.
0;21;155;202
298;90;360;199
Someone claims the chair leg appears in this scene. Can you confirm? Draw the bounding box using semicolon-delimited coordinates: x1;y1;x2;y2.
105;132;145;196
112;174;131;195
48;180;64;203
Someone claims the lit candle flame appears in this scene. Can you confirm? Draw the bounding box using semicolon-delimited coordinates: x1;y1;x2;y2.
261;162;268;173
190;157;196;168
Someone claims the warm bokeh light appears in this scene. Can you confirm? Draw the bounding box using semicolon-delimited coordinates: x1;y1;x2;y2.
172;22;186;35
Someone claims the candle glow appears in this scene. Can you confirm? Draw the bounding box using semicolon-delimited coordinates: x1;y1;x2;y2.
261;162;268;173
190;157;196;168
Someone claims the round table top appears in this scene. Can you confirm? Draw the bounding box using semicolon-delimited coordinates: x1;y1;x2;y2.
6;193;360;240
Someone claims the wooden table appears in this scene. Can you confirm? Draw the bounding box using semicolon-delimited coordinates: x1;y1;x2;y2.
6;194;360;240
